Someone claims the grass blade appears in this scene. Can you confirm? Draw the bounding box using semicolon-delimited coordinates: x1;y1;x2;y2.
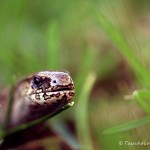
103;116;150;134
76;73;96;150
91;7;150;88
51;122;80;150
133;90;150;114
75;46;96;100
2;77;16;130
47;20;59;69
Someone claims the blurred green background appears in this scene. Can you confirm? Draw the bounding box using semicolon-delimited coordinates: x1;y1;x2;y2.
1;0;150;149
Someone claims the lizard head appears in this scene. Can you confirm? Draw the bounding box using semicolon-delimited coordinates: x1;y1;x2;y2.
19;71;75;104
31;71;74;102
8;71;75;127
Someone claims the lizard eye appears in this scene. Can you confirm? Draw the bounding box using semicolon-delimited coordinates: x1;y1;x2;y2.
52;80;57;83
32;76;42;88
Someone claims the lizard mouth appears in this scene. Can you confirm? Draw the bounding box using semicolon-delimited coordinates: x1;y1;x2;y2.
50;83;74;93
51;87;73;92
30;86;75;102
31;85;74;95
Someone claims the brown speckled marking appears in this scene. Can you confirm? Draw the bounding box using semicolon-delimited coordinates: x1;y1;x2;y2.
43;77;51;89
55;93;60;98
62;94;67;100
35;94;40;100
44;102;48;105
69;91;74;96
43;93;51;100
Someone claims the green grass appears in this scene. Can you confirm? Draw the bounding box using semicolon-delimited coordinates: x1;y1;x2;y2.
90;5;150;88
103;116;150;134
47;20;59;69
75;73;96;150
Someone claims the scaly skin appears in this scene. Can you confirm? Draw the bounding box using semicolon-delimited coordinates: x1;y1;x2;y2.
0;71;75;128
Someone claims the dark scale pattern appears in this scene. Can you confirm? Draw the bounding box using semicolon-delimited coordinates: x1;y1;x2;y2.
43;77;51;89
55;93;60;97
35;94;40;100
43;93;51;100
69;91;74;96
44;102;48;105
62;94;67;100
